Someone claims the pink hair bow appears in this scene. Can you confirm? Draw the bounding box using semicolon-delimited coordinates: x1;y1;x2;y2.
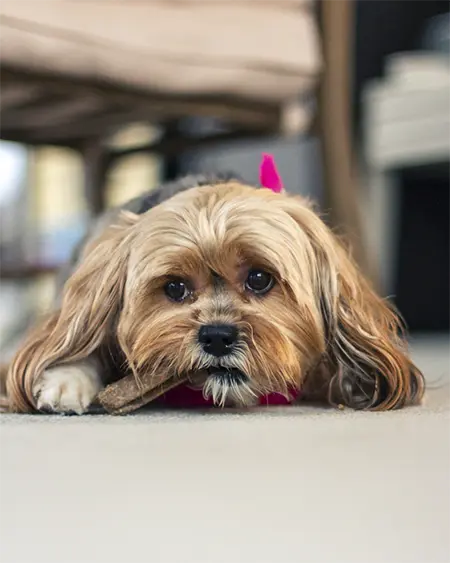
259;153;283;193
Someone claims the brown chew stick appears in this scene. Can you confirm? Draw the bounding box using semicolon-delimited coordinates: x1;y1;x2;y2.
98;373;188;415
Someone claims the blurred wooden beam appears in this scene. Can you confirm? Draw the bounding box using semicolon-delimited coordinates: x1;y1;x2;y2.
0;67;280;140
0;83;43;111
107;130;256;162
1;96;104;130
318;0;370;277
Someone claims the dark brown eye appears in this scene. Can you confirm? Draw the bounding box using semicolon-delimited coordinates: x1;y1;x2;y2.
245;269;274;295
164;279;190;302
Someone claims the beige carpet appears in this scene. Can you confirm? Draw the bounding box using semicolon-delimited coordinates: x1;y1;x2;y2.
0;338;449;563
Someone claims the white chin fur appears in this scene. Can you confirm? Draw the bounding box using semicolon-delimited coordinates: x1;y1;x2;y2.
202;376;259;408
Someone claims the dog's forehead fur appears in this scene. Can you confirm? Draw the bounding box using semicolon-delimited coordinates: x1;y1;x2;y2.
129;183;314;287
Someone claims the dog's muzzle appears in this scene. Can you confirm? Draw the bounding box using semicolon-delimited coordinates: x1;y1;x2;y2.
207;367;248;384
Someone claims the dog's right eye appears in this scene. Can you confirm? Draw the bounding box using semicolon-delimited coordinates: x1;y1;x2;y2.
245;269;274;295
164;279;190;302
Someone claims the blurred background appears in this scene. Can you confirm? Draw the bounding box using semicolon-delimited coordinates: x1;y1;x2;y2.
0;0;448;370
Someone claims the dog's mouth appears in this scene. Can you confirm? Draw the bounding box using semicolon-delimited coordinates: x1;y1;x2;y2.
200;367;257;407
206;367;248;384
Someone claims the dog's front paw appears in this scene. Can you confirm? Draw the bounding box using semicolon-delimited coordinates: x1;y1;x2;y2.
33;361;103;414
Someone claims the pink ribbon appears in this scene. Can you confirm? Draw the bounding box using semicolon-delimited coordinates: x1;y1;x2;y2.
259;153;283;193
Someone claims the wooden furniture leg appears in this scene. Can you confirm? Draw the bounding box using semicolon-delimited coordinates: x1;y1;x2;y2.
319;0;372;279
83;139;108;216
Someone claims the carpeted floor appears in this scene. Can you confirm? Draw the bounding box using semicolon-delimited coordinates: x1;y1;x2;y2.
0;337;449;563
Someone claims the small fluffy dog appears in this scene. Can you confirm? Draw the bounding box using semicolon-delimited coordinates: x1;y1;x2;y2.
6;176;424;413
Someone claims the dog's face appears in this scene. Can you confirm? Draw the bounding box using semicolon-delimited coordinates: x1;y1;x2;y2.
118;184;325;406
8;182;424;412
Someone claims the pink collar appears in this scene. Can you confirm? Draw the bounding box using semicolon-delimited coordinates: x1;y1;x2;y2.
156;384;300;408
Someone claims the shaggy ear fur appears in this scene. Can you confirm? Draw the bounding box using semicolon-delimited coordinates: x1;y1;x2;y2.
282;197;424;410
6;213;138;412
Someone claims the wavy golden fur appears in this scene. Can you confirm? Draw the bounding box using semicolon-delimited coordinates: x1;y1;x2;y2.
6;182;424;413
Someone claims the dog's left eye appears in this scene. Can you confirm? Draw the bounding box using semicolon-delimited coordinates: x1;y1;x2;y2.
164;279;190;302
245;269;274;295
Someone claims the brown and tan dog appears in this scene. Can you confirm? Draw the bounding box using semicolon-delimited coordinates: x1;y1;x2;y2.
5;178;424;413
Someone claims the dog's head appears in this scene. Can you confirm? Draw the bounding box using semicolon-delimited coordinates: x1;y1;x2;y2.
8;182;424;411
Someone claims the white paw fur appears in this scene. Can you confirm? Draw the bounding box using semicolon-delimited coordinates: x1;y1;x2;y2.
33;360;103;414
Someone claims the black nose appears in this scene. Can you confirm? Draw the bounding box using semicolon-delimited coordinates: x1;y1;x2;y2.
198;324;238;357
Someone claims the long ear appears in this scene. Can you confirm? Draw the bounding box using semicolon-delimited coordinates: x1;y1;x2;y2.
283;197;424;410
6;212;138;412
